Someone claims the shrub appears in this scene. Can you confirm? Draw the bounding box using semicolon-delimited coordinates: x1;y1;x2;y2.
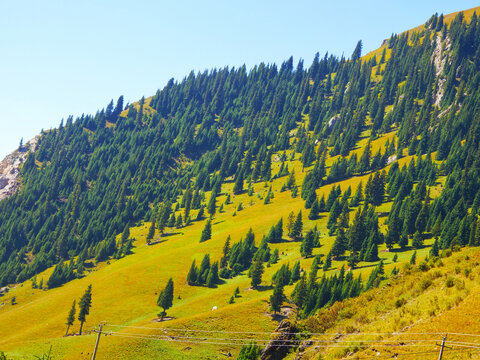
395;298;407;308
419;278;432;291
418;261;429;272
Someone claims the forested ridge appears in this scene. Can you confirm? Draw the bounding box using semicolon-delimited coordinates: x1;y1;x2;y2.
1;9;480;298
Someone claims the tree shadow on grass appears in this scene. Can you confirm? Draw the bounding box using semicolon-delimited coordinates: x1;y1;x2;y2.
351;263;379;271
255;285;274;292
160;231;183;237
147;239;168;246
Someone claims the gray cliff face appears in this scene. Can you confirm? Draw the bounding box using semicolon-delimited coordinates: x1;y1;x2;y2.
0;136;38;202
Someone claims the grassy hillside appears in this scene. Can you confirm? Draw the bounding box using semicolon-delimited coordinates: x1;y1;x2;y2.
291;246;480;360
1;6;480;360
0;129;449;359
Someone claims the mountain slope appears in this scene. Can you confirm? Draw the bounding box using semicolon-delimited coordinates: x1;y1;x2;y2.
1;6;480;360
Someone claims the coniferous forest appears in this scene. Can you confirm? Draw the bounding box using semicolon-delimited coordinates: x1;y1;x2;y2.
0;10;480;321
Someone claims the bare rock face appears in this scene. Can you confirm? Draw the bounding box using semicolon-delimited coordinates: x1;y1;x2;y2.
261;319;300;360
431;33;451;107
0;136;39;202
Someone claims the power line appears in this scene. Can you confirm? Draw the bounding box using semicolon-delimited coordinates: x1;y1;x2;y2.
105;323;478;337
102;331;480;349
99;331;445;344
105;332;446;346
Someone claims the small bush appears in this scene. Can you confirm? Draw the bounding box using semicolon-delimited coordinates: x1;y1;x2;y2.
420;278;432;291
455;279;465;291
445;276;455;288
418;261;429;272
395;298;407;308
442;249;452;258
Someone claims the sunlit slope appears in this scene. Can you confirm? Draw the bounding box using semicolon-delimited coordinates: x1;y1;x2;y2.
0;129;435;359
1;6;480;360
292;246;480;360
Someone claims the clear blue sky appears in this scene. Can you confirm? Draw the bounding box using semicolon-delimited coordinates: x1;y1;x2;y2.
0;0;478;158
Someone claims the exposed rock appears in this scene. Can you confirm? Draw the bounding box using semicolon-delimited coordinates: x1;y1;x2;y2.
328;115;340;128
294;340;314;359
387;154;397;165
431;34;451;107
261;319;300;360
0;136;39;202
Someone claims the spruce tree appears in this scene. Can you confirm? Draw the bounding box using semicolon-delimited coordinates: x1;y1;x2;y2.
233;170;244;195
200;219;212;242
157;278;174;320
65;300;76;336
410;251;417;265
147;219;156;241
351;40;363;61
290;211;303;240
175;214;183;228
196;205;205;221
358;140;371;174
187;260;198;285
270;283;284;314
290;261;301;283
168;213;176;228
78;285;92;335
415;202;428;234
121;224;130;242
412;231;423;249
198;254;211;284
348;208;365;259
207;190;217;218
220;236;231;268
300;229;314;258
308;199;320;220
323;253;332;271
250;257;264;289
274;218;283;242
430;238;439;257
350;182;363;207
292;276;307;317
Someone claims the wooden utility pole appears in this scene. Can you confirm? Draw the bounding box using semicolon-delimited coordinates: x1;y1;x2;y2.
91;323;104;360
438;335;447;360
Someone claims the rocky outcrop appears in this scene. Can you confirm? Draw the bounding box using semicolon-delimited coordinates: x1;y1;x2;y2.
431;34;451;107
0;136;38;202
261;319;300;360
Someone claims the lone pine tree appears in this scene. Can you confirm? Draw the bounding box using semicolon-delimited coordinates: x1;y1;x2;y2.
157;278;174;320
78;285;92;335
65;300;76;336
200;219;212;242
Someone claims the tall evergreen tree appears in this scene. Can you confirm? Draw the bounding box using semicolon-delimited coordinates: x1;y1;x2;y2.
200;219;212;242
300;229;314;258
157;277;174;320
351;40;363;61
187;260;198;285
65;300;76;336
270;283;284;314
290;211;303;240
78;285;92;335
250;257;264;289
